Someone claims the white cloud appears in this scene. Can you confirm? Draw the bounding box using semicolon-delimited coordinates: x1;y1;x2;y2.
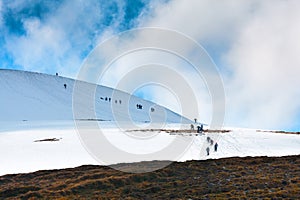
132;0;300;130
139;0;261;47
224;0;300;129
6;18;72;73
2;0;127;77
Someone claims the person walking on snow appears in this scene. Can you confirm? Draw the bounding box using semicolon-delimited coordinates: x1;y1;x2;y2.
206;147;210;156
214;142;218;152
190;124;194;131
207;136;211;143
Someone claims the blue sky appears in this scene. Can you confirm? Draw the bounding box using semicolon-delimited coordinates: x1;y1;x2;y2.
0;0;154;74
1;0;300;131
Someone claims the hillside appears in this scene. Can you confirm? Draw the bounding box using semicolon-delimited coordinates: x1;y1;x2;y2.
0;155;299;199
1;126;300;176
0;69;299;184
0;69;190;123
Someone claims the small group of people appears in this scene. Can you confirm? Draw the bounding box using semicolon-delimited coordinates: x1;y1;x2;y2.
190;123;204;133
100;97;122;104
136;104;143;109
206;136;218;156
100;97;111;102
115;99;122;104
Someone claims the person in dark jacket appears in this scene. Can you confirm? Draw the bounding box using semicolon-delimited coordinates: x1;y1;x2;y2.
64;84;67;89
214;142;218;152
206;147;210;156
207;136;211;143
197;125;203;133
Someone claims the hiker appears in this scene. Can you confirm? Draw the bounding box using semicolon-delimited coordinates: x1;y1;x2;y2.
206;147;210;156
210;139;214;146
137;104;142;109
56;73;58;76
214;142;218;152
207;136;211;143
64;84;67;89
191;124;194;131
109;98;111;102
105;97;108;101
194;118;197;123
197;125;202;133
119;100;122;104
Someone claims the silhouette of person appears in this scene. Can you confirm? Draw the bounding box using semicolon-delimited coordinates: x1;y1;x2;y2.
191;124;194;130
206;147;210;156
214;142;218;152
207;137;211;143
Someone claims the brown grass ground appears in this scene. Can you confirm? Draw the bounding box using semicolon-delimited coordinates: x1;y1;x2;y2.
0;155;299;199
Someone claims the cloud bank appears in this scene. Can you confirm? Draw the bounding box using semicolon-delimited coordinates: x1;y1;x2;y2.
0;0;152;76
137;0;300;130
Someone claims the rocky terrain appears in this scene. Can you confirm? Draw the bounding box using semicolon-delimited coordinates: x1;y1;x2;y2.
0;155;299;199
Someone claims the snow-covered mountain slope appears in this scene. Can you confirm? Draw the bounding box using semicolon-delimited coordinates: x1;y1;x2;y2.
0;69;299;176
0;69;191;123
0;126;299;175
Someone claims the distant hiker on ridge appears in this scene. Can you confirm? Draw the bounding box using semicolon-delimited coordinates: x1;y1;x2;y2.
64;84;67;89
